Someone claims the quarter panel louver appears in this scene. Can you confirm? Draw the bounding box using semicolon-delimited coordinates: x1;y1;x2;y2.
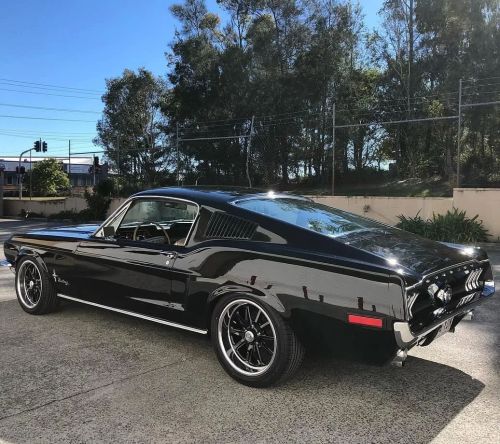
205;212;257;240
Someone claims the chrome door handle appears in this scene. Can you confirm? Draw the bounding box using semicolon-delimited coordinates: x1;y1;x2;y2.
160;251;176;265
160;252;176;259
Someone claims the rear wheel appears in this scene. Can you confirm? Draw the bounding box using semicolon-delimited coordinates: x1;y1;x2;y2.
15;257;59;315
211;295;304;387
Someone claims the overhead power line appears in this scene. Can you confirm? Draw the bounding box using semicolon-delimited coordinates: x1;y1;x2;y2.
0;78;103;94
0;114;96;123
0;87;101;100
0;128;96;135
0;103;101;114
0;82;101;97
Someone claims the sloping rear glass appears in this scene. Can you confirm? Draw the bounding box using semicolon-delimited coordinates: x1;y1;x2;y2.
234;197;385;238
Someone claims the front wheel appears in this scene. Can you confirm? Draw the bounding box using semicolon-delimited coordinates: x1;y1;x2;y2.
211;295;304;387
15;257;59;315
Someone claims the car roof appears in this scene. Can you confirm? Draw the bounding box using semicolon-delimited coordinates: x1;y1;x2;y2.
134;186;309;206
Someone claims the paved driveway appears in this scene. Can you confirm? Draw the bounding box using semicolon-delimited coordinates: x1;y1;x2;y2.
0;219;498;443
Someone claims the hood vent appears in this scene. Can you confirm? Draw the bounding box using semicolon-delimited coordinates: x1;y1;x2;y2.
205;211;257;240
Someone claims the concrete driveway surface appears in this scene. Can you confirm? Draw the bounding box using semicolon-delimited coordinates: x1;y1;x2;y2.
0;219;498;443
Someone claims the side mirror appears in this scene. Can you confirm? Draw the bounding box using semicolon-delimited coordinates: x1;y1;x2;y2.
103;226;116;238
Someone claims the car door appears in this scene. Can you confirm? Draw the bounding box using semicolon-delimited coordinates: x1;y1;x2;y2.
72;197;199;324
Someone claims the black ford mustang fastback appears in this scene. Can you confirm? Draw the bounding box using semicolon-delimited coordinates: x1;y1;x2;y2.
4;187;495;386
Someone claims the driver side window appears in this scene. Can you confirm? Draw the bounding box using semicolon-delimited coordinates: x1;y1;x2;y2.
101;198;198;247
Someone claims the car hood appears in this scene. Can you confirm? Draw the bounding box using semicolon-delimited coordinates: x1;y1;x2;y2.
335;228;476;276
26;224;100;239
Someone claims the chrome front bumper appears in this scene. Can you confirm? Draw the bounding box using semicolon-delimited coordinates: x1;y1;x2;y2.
394;281;494;349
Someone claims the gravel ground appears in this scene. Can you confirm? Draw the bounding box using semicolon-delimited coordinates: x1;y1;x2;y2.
0;219;498;444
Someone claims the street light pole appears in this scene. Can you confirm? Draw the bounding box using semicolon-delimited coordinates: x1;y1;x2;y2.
18;148;33;200
246;115;255;188
331;103;336;196
457;79;463;188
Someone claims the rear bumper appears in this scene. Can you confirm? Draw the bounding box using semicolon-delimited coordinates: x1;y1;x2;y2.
394;281;494;349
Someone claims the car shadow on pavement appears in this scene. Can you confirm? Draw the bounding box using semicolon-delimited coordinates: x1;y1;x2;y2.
0;299;485;444
288;349;485;443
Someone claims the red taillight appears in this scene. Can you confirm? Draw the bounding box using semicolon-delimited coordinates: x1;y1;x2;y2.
348;314;383;328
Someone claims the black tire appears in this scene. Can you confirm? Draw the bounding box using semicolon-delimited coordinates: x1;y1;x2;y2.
15;256;59;315
211;294;304;387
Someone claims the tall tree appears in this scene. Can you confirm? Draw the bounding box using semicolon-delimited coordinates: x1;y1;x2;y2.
95;69;170;187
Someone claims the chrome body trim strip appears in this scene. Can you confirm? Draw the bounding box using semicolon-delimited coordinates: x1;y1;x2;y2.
57;294;208;335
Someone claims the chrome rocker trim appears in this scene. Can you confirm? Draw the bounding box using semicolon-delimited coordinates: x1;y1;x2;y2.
58;294;208;335
395;280;494;349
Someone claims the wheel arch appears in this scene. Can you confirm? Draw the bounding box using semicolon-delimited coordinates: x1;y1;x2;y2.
15;248;49;274
205;284;287;335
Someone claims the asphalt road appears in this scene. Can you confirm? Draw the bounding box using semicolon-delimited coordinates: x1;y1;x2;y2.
0;219;499;444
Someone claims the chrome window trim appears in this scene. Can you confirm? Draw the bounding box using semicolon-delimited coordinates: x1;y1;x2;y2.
58;294;207;334
231;194;310;206
92;194;200;246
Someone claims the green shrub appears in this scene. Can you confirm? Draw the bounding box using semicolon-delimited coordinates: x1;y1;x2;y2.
396;212;428;237
397;208;488;243
83;189;111;221
48;210;78;221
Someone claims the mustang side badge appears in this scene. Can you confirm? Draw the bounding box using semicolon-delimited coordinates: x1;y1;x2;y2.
52;269;69;286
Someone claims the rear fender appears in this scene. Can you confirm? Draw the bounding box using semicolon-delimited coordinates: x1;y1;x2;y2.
206;283;287;332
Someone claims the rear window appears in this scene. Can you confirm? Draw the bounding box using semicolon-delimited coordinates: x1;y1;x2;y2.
234;197;384;238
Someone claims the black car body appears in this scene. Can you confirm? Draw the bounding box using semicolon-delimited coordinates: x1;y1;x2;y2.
4;187;495;386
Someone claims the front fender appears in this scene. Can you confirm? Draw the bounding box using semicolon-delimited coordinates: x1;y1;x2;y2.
15;247;50;274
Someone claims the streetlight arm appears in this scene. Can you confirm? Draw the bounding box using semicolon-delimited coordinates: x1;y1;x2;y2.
18;147;34;200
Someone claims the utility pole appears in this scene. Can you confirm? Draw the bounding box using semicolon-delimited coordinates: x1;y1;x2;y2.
331;103;336;196
68;139;71;192
0;163;5;217
116;136;120;177
246;115;255;188
18;148;31;200
456;79;462;188
176;122;180;185
29;148;32;200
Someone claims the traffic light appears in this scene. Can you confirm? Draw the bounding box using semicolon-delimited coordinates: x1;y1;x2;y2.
20;166;26;175
34;141;41;152
42;141;47;152
94;156;99;167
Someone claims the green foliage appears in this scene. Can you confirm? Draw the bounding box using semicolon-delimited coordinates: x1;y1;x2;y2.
47;210;79;221
31;159;70;196
47;182;113;222
397;208;489;243
93;0;500;189
95;68;170;187
83;186;111;221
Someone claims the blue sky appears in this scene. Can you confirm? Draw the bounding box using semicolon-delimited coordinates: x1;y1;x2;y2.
0;0;383;158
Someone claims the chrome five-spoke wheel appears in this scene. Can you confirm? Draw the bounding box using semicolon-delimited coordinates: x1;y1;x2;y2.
15;257;58;315
17;259;43;308
212;295;305;387
218;299;277;376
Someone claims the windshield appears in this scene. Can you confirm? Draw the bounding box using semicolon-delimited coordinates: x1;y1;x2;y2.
234;197;385;238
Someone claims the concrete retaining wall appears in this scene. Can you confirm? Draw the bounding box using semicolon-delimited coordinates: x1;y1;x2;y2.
3;197;88;217
452;188;500;242
310;195;453;226
2;188;499;241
